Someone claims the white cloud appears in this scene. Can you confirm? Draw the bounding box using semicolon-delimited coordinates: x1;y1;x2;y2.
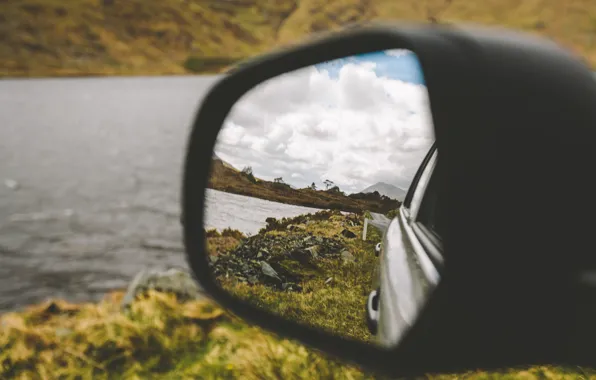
215;54;435;194
386;49;410;57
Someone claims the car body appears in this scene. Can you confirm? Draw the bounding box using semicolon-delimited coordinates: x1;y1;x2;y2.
367;142;444;347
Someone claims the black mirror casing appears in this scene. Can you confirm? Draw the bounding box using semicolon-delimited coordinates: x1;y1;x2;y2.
183;22;596;377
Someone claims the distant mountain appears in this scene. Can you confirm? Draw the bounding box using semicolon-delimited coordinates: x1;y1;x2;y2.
360;182;407;202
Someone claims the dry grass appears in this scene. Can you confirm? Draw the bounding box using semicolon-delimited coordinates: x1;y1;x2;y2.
1;282;594;379
2;0;596;77
0;290;370;379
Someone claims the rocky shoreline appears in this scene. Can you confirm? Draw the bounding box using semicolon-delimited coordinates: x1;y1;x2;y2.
209;209;363;293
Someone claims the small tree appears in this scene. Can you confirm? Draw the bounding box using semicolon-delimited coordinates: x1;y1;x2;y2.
274;177;284;184
242;166;253;176
241;166;256;183
324;179;334;190
310;182;317;190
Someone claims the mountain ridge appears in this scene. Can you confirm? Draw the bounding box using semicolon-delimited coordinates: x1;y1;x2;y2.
360;182;407;202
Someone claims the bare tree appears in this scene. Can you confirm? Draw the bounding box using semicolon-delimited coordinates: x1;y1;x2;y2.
324;179;334;190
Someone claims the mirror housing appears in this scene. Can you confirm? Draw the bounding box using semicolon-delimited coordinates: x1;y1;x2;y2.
183;22;596;377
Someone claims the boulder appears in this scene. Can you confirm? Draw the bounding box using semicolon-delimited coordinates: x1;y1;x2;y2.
341;229;357;239
121;267;206;309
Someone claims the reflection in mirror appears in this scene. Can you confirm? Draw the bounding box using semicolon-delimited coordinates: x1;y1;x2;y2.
204;49;438;348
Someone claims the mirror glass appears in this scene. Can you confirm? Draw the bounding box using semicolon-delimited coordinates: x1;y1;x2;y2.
204;49;439;348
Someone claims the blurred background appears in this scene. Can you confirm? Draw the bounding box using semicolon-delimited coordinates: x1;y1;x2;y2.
1;0;594;77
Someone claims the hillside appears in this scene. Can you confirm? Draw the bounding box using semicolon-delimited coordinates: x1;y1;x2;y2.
1;0;596;77
360;182;408;202
208;156;400;214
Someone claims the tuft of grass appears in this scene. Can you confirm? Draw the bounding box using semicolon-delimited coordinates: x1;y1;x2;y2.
385;208;400;220
205;227;246;255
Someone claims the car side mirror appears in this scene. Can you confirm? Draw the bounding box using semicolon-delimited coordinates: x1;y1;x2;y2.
182;22;596;377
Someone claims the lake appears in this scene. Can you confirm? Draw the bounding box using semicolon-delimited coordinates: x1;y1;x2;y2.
0;76;323;312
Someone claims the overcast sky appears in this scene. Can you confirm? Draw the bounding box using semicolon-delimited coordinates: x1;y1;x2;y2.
214;49;435;194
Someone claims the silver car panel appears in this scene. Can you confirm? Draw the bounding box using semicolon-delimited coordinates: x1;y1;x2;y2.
373;147;441;347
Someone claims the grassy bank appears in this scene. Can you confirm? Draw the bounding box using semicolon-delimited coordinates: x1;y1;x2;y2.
3;0;596;78
212;209;383;343
2;291;595;379
2;211;595;378
209;157;400;214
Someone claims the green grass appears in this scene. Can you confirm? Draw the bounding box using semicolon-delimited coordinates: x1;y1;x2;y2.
385;208;400;220
217;211;382;343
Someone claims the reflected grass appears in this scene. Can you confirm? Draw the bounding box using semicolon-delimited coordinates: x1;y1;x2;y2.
216;210;382;343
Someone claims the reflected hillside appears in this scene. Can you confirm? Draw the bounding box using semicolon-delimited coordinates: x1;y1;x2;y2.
208;156;400;214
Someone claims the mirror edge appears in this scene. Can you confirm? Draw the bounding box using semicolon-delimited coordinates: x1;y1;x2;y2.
182;21;492;377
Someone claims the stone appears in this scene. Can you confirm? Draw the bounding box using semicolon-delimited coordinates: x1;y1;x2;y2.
121;267;206;310
208;228;349;292
305;245;319;258
341;229;357;239
260;261;282;282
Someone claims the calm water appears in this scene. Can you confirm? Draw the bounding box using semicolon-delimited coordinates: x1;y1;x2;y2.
0;76;323;312
204;188;324;236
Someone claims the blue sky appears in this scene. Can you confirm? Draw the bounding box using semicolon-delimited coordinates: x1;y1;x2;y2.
314;49;425;85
